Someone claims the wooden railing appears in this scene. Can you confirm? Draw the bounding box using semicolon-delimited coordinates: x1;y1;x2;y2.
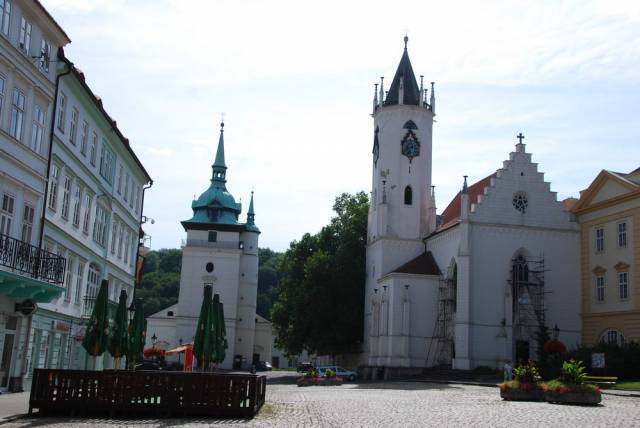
29;369;267;418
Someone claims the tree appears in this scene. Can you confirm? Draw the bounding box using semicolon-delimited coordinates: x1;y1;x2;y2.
271;191;368;356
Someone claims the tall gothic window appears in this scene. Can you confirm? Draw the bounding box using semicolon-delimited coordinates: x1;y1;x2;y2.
404;186;413;205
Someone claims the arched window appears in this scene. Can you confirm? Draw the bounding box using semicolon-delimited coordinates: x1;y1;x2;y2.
404;186;413;205
600;329;625;346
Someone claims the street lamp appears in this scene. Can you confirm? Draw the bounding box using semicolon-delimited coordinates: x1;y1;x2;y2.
152;333;158;347
553;324;560;341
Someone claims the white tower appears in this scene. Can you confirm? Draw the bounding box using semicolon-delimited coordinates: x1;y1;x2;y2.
364;37;437;365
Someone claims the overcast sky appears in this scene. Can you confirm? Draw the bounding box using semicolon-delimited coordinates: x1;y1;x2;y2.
43;0;640;252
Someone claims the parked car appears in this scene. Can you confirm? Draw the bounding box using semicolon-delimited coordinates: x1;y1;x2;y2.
255;361;272;371
296;362;314;373
316;366;357;381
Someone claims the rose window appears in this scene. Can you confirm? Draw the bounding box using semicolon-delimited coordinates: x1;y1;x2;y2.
512;192;528;213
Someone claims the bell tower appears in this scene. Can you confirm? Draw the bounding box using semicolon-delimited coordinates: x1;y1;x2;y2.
364;37;437;364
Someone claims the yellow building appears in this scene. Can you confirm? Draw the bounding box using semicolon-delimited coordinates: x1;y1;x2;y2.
572;168;640;345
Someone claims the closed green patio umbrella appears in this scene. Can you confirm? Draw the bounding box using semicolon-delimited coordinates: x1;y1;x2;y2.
82;279;110;370
213;293;227;365
108;289;129;369
193;284;215;371
127;298;146;368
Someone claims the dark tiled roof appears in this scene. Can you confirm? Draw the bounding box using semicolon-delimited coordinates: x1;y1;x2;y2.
629;166;640;175
439;173;496;227
384;47;421;106
391;251;441;276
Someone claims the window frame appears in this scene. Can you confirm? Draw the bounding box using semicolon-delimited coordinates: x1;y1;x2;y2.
31;104;45;154
617;222;627;248
595;227;604;253
21;203;34;243
10;86;26;141
595;275;605;302
1;192;15;237
60;175;72;220
48;164;60;211
19;16;31;54
618;271;629;300
69;107;79;145
0;0;11;37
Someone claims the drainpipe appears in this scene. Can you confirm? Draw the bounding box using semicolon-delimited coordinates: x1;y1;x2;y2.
132;181;153;304
38;55;72;251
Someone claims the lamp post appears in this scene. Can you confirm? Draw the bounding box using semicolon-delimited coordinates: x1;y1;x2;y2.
553;324;560;341
152;333;158;347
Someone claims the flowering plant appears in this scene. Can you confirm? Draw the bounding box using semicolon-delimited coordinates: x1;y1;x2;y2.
543;340;567;354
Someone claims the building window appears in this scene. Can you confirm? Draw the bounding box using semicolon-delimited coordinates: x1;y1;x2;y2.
48;165;60;211
80;121;88;156
0;0;10;37
39;39;51;73
31;105;45;154
19;17;32;54
619;272;628;300
1;193;15;236
404;186;412;205
595;227;604;252
72;185;82;228
208;231;217;242
130;232;136;267
74;261;84;304
129;181;134;208
90;132;97;166
82;193;92;234
601;329;625;347
60;175;72;220
0;75;5;117
10;87;25;141
69;108;78;145
618;222;627;248
99;140;115;183
64;256;74;302
21;203;34;243
117;165;124;194
92;205;109;246
124;173;130;202
123;232;130;264
117;226;124;258
596;275;605;302
110;220;118;254
134;188;141;214
57;93;66;132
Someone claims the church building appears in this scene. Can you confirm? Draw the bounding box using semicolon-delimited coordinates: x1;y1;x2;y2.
147;123;272;370
362;38;582;378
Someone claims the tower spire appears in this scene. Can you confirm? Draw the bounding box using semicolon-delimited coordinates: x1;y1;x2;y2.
247;191;255;224
211;121;227;186
384;37;420;106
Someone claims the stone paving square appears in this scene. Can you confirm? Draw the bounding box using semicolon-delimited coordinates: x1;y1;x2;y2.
1;382;640;427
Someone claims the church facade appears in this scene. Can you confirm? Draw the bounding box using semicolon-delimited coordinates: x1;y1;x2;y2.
362;39;582;377
146;123;271;370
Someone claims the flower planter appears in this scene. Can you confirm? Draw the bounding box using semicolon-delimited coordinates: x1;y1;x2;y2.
545;391;601;405
500;388;545;402
296;377;344;387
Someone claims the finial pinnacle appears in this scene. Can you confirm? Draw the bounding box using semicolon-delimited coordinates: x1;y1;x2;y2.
404;35;408;49
220;112;225;131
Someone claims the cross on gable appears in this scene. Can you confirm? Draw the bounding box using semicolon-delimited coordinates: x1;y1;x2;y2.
517;133;525;144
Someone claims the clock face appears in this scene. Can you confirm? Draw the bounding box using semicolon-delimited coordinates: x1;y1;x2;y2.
401;132;420;160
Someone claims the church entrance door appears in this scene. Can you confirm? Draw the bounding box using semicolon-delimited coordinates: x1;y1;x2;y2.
515;340;530;365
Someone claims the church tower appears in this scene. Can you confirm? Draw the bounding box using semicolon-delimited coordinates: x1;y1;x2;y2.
364;37;437;367
175;122;262;369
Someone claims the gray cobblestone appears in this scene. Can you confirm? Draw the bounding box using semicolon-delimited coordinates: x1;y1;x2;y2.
3;382;640;427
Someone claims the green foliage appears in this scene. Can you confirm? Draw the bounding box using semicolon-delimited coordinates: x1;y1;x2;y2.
560;359;587;385
513;363;541;384
303;369;318;378
324;368;336;378
271;192;368;356
543;379;599;393
256;248;284;319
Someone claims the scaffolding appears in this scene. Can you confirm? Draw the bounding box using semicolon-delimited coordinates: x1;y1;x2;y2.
509;255;548;362
427;269;456;366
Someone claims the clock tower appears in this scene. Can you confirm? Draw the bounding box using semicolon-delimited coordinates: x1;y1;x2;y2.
363;37;437;365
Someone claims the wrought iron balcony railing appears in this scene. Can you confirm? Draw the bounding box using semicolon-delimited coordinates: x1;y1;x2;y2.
0;233;66;284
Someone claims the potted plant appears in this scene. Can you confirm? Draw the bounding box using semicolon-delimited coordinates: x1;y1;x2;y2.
499;362;544;401
543;359;601;405
323;368;343;386
297;369;319;387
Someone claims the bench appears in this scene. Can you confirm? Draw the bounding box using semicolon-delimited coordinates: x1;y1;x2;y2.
585;375;618;387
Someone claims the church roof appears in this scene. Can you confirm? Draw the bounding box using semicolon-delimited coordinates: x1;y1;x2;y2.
384;37;421;106
438;173;497;230
390;251;441;276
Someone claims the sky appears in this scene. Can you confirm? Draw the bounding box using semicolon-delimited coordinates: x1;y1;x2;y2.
42;0;640;252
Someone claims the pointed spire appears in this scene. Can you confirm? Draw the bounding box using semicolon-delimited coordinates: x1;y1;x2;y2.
430;82;436;114
211;121;227;186
384;37;420;106
379;77;384;104
247;191;255;224
373;83;379;113
419;75;424;104
462;175;468;193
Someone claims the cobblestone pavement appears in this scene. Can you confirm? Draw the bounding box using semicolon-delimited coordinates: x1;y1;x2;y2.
2;382;640;427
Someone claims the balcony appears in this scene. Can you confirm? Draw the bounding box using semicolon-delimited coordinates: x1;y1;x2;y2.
0;233;66;302
0;233;66;283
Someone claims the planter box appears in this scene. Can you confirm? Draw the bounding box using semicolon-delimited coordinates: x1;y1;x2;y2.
545;391;602;405
500;388;545;402
297;377;344;387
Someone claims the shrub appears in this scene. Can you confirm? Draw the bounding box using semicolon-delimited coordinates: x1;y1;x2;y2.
303;369;318;379
513;362;541;384
560;359;587;385
543;379;600;394
324;368;336;378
